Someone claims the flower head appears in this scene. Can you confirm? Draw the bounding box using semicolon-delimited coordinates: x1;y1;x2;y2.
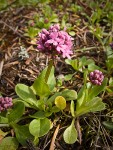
89;70;104;85
0;97;13;112
37;24;73;58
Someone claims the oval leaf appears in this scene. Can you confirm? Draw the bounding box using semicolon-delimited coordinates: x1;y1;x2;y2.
15;84;37;104
64;74;73;81
39;118;51;137
29;119;40;137
69;31;76;36
63;119;77;144
55;96;66;110
62;90;77;101
29;118;51;137
0;137;19;150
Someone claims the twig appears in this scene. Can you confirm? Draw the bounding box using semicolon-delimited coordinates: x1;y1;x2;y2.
42;134;50;150
4;76;15;88
0;20;26;39
49;124;60;150
0;60;4;78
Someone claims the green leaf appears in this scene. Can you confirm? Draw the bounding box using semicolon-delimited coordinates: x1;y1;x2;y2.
76;86;87;108
13;124;33;146
64;74;73;81
86;97;105;112
37;21;44;28
102;121;113;130
19;0;41;6
13;98;34;108
47;89;77;104
30;111;46;119
65;57;95;72
70;101;75;117
69;31;76;36
106;58;113;71
62;90;77;101
106;77;113;93
51;18;59;23
63;119;77;144
45;111;52;117
47;92;62;103
0;116;8;124
29;118;51;137
7;101;25;123
15;84;37;105
39;118;51;137
76;97;105;117
51;106;60;113
29;119;40;137
32;71;51;98
32;66;56;92
109;77;113;86
27;27;38;38
0;0;7;10
47;66;56;91
65;59;78;71
77;78;107;110
88;63;101;71
55;96;66;110
36;99;45;110
88;78;107;101
0;137;19;150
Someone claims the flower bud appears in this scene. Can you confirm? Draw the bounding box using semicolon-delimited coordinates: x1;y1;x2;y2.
0;97;13;112
89;70;104;85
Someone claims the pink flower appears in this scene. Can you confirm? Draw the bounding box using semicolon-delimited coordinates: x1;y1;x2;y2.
37;24;73;58
0;97;13;112
89;70;104;85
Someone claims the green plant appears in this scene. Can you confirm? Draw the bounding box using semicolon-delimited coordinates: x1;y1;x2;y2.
24;5;59;39
12;57;107;145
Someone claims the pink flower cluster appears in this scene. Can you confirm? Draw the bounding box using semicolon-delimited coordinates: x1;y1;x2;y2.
37;24;73;58
0;97;13;112
89;70;104;85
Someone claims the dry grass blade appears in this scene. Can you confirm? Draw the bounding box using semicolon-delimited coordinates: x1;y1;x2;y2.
76;118;82;145
0;60;4;77
49;124;60;150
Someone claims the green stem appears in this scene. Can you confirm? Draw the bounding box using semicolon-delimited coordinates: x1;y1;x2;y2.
62;110;72;118
45;59;54;83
